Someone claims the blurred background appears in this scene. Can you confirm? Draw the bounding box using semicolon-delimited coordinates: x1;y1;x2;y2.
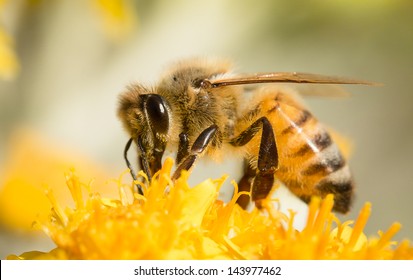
1;0;412;258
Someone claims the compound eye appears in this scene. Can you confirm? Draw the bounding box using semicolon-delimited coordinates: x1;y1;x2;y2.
144;94;169;134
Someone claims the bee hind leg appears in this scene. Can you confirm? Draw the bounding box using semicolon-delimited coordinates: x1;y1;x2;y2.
172;124;218;180
230;117;278;209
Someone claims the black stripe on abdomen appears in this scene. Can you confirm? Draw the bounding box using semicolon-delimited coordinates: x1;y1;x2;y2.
280;109;312;135
315;176;354;213
302;150;345;176
292;129;333;157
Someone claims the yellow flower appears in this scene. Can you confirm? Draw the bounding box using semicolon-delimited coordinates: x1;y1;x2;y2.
5;157;413;260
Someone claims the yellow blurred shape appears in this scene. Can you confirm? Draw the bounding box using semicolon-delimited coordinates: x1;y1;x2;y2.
0;129;116;231
0;28;19;80
91;0;138;42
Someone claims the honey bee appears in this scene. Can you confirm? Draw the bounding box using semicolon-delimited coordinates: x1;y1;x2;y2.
118;58;372;213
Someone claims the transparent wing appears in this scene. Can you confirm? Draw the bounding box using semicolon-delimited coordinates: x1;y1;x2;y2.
206;72;378;88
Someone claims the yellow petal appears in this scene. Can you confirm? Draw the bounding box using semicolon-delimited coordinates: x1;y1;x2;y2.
180;178;218;226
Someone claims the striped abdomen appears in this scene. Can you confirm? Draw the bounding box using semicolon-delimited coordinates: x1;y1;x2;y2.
241;88;354;213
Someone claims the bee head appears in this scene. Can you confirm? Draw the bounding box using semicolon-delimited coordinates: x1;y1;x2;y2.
118;84;170;178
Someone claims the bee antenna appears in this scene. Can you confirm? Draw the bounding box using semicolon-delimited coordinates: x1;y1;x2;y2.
200;79;213;89
124;138;144;195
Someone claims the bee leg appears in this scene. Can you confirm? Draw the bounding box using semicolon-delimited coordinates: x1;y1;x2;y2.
230;117;278;209
176;132;190;165
172;125;218;180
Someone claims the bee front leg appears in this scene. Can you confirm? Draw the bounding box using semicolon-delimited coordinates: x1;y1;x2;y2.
230;117;278;209
172;125;218;180
176;132;190;165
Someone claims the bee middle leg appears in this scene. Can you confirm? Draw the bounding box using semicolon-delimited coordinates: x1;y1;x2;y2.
230;117;278;209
